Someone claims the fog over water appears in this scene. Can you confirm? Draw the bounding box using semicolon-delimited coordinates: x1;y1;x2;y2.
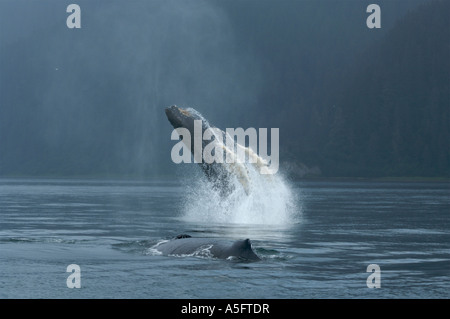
0;0;262;177
1;0;447;178
0;1;449;301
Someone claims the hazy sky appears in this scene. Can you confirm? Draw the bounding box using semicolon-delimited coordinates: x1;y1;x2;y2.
0;0;433;177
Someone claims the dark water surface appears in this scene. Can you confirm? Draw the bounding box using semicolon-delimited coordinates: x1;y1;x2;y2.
0;178;449;298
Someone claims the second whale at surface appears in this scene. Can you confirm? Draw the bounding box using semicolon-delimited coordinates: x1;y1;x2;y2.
153;235;260;261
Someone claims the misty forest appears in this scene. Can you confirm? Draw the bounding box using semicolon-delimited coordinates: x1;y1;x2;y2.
0;0;449;179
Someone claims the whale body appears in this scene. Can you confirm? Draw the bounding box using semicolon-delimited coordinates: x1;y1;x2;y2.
154;235;260;261
165;105;244;196
165;105;275;196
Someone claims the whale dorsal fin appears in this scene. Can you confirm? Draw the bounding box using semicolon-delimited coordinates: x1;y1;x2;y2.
229;239;260;261
232;238;251;248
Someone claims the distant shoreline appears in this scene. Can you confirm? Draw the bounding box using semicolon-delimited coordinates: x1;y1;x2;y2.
0;174;449;183
290;176;450;183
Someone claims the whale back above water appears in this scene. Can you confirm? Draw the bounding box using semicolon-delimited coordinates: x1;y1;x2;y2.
154;235;260;261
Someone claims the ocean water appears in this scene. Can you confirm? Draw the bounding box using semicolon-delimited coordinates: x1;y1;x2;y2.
0;178;449;299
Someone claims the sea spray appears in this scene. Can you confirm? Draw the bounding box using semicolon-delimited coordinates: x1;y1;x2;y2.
181;146;300;226
169;107;300;226
183;168;301;226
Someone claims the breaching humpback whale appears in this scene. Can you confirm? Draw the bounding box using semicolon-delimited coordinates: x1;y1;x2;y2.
165;105;273;196
165;105;242;196
154;235;260;261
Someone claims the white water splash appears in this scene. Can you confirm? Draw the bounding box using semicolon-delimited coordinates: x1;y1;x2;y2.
182;167;299;226
180;109;300;226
